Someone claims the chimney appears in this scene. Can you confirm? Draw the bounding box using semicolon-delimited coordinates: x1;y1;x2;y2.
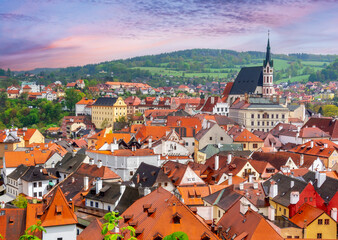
97;160;102;168
143;187;151;196
148;138;152;148
324;143;328;148
72;151;76;157
240;202;249;215
268;205;275;221
300;154;304;166
239;182;244;191
290;181;294;188
113;137;117;144
120;184;126;194
253;182;258;189
51;162;55;168
310;141;314;148
84;176;89;191
136;173;140;183
249;175;254;183
227;153;232;164
269;181;278;198
290;191;299;205
89;158;94;165
207;122;210;129
214;155;219;170
71;177;75;183
228;173;233;185
96;178;102;194
211;97;214;104
317;172;326;188
331;208;337;222
0;201;5;208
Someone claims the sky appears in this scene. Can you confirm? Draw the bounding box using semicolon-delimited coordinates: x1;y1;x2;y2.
0;0;337;71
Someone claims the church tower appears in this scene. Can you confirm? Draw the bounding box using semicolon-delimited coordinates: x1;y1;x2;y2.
263;34;274;97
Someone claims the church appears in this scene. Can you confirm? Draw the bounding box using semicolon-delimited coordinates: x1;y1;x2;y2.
224;37;275;105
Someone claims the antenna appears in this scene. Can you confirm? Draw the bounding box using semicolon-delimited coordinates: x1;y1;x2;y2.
268;30;270;38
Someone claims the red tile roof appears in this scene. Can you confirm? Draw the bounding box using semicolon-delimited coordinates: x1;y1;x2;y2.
234;129;263;142
119;187;219;239
0;208;26;240
290;203;325;228
288;139;338;158
4;149;52;168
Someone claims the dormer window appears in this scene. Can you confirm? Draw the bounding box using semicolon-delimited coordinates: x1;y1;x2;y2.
153;233;163;240
201;232;211;240
172;212;181;224
56;205;62;215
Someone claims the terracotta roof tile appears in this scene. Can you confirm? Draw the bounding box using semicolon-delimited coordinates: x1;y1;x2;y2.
234;129;263;142
289;204;325;228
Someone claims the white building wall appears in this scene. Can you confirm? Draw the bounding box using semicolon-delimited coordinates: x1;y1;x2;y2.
43;224;77;240
75;104;86;116
22;180;57;199
213;102;229;116
183;137;195;154
86;151;160;181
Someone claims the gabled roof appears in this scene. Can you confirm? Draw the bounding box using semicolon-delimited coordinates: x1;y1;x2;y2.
119;187;219;239
229;66;263;95
299;126;330;138
7;164;30;180
77;218;104;240
21;166;57;182
76;98;96;105
41;187;78;227
234;129;263;142
75;163;121;180
302;117;338;140
163;161;205;186
203;185;242;211
178;185;227;206
221;82;233;102
290;204;326;228
217;201;283;240
135;125;170;142
130;162;170;188
262;173;307;207
55;152;88;174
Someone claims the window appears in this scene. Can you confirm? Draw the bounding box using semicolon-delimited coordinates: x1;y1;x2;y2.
130;171;134;176
325;219;329;225
39;192;42;197
57;238;63;240
243;144;246;148
185;142;188;146
262;121;265;126
317;233;322;239
33;182;37;188
251;114;254;118
108;205;111;211
283;209;286;215
276;114;279;119
318;219;323;225
34;192;37;197
304;197;308;202
95;202;98;208
257;122;260;126
267;122;269;126
220;137;223;141
271;114;274;118
4;145;8;150
209;137;212;141
257;114;260;119
251;121;254;126
90;201;93;207
253;144;258;148
164;182;168;186
38;182;42;187
192;142;195;146
309;197;313;202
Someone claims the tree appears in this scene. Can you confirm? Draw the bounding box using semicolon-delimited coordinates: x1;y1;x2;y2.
19;221;46;240
101;211;136;240
164;232;189;240
101;118;110;129
65;88;84;112
13;195;28;208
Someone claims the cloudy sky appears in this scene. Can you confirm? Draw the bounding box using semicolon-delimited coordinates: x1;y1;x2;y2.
1;0;337;70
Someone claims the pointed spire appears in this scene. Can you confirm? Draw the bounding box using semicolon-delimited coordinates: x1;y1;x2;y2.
264;30;273;67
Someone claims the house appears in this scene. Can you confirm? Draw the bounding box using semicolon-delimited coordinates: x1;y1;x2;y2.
233;129;264;151
84;180;146;213
302;117;338;143
288;139;338;169
216;200;283;240
162;161;206;187
75;98;96;116
55;152;90;181
0;129;25;159
6;164;30;198
124;96;141;116
20;166;58;199
26;187;78;240
118;187;220;239
290;204;337;239
86;148;160;181
91;97;127;129
194;122;233;159
130;162;175;193
195;143;243;164
6;89;20;98
76;79;85;89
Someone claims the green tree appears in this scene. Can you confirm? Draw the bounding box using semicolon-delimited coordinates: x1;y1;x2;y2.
65;88;84;112
19;221;46;240
101;118;110;129
101;211;136;240
164;232;189;240
13;195;28;208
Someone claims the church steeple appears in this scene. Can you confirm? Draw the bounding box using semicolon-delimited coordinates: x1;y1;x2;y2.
263;31;273;68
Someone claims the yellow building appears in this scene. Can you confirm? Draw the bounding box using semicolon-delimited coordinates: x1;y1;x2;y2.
290;204;337;239
91;97;127;129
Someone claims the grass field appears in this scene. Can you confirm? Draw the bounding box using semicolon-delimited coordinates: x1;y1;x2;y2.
276;74;310;84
